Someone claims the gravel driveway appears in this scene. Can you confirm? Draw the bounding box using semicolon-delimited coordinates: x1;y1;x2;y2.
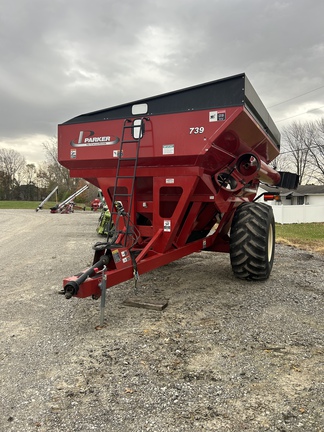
0;209;323;432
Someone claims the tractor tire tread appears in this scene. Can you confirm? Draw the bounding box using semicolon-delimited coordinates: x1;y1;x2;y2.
230;202;275;280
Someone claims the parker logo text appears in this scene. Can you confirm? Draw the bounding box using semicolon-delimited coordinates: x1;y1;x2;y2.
70;130;119;147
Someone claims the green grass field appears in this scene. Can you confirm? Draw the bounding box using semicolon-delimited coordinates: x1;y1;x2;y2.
276;223;324;241
0;201;48;209
276;222;324;254
0;201;89;210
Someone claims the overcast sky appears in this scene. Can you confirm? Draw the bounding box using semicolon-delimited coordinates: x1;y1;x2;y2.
1;0;324;164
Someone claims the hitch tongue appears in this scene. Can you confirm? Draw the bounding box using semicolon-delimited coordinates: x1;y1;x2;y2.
64;255;109;299
64;280;79;299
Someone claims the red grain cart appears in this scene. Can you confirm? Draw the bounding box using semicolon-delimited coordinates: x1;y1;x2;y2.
58;73;296;300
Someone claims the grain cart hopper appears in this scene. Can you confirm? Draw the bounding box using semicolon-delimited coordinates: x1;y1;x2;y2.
58;73;292;301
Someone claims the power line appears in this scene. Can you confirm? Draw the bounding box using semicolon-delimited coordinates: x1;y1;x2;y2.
279;145;318;155
268;84;324;108
276;105;324;123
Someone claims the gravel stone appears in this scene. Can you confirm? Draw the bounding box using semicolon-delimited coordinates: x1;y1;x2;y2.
0;209;323;431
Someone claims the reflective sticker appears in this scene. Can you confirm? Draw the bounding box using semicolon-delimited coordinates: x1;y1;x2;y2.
166;178;175;184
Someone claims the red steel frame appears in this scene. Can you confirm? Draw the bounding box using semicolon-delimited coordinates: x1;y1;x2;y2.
59;96;281;299
62;167;238;299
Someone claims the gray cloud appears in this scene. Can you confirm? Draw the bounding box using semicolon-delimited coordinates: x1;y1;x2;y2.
1;0;324;162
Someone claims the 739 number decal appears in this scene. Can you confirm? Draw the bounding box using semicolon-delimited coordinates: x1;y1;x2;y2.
189;126;204;134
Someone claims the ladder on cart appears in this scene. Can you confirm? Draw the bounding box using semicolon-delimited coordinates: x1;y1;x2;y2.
109;117;147;247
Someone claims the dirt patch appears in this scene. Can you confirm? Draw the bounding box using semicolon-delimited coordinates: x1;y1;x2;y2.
0;209;323;431
277;236;324;255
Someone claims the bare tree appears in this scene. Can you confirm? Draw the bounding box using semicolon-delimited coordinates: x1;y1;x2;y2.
17;164;39;200
271;152;294;173
0;148;26;199
42;137;86;200
306;118;324;183
22;163;37;184
43;137;72;189
36;162;54;189
281;121;314;185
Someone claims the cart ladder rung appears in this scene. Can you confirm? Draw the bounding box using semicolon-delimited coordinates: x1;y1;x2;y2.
109;117;148;246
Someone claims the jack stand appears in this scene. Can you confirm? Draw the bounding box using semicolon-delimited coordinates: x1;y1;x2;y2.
133;268;139;295
131;251;139;295
99;265;107;327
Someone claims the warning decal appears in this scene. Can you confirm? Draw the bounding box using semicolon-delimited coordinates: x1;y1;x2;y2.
112;249;121;263
209;111;226;122
163;144;174;155
164;220;171;232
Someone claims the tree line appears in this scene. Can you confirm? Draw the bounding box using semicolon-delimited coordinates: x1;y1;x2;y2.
0;138;96;202
1;118;324;201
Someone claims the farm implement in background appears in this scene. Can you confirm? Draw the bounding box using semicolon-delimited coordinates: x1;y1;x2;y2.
36;186;58;212
91;189;106;211
49;184;88;213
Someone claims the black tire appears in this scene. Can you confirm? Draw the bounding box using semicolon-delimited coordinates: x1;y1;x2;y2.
230;202;275;280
